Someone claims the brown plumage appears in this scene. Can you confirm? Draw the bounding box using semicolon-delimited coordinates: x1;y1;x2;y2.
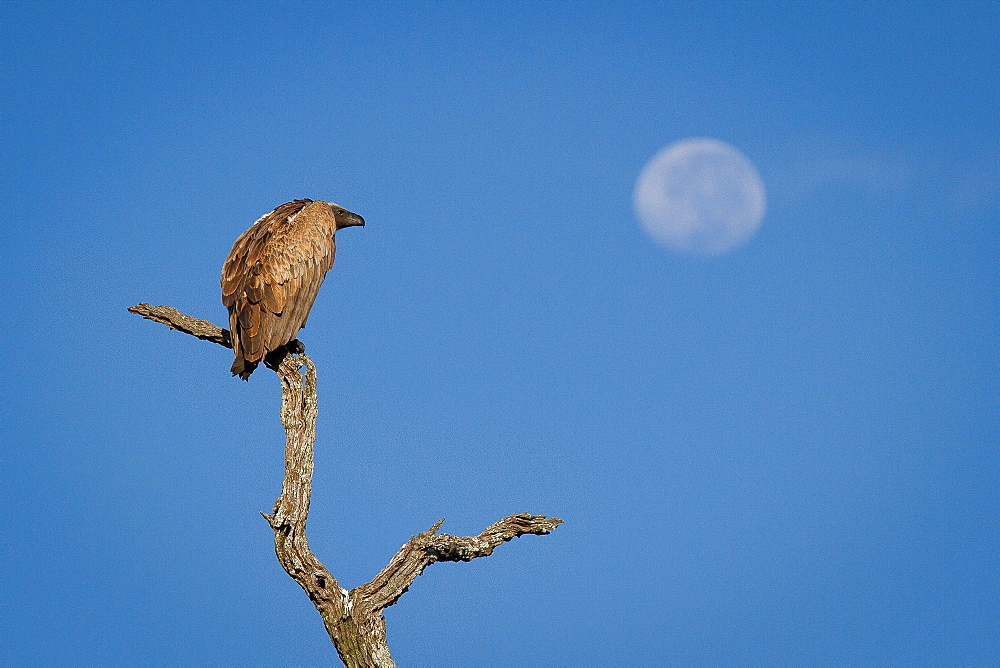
221;199;365;379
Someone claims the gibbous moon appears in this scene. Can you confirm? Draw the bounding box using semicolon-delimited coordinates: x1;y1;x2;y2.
633;138;766;256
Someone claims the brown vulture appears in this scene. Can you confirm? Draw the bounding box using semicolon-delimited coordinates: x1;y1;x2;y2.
221;199;365;379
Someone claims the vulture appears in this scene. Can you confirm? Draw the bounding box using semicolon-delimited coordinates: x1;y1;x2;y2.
221;199;365;379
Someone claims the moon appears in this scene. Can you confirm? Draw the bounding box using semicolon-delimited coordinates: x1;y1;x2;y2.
633;138;766;256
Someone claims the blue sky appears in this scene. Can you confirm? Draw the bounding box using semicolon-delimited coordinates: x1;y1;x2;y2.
2;1;997;664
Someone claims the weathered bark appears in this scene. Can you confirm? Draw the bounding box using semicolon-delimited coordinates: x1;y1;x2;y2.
129;303;563;666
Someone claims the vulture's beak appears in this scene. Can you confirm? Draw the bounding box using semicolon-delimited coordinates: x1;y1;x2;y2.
338;210;365;229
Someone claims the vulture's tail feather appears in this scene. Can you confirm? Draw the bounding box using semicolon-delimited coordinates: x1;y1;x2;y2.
231;356;257;381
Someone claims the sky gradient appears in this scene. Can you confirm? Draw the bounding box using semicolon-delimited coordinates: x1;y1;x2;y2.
2;1;998;664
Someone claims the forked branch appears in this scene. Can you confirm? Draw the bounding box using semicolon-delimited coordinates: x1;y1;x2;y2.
129;303;563;667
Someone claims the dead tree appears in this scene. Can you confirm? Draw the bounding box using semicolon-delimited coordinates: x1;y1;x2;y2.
128;303;562;667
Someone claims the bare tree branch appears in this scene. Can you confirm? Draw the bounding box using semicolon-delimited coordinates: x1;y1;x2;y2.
127;303;231;347
129;303;563;667
359;513;564;612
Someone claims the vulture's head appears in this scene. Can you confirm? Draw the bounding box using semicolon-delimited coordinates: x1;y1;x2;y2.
330;203;365;230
